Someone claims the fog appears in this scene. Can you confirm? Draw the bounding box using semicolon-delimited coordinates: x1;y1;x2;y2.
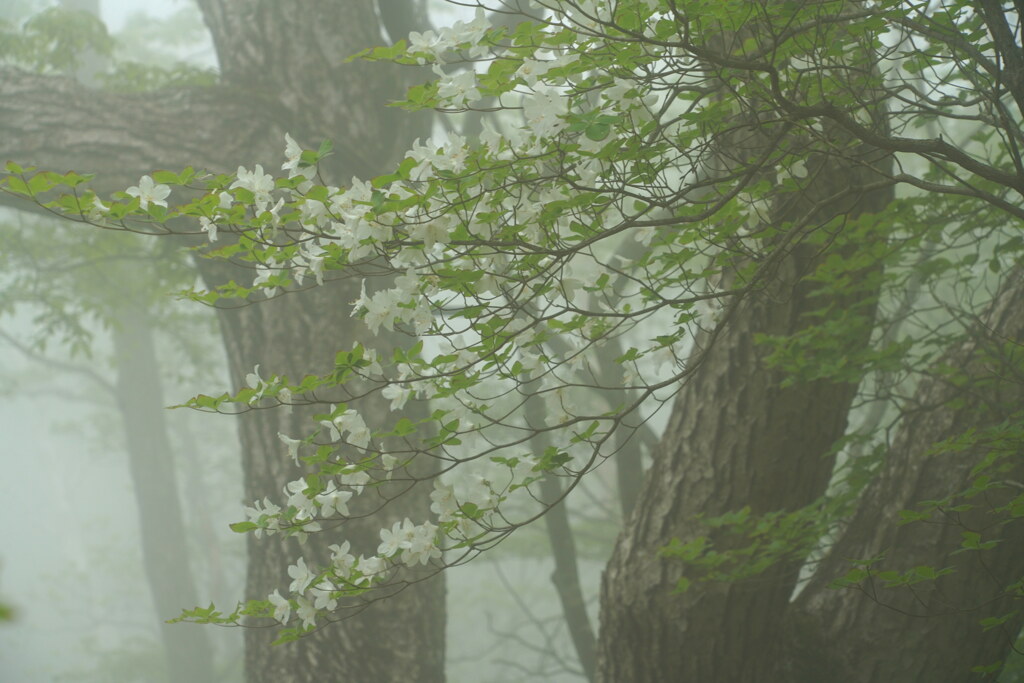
0;2;614;680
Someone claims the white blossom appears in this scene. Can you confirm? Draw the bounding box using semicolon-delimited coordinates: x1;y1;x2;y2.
316;482;353;517
278;432;302;464
282;133;313;179
126;175;170;210
310;580;337;611
295;594;317;628
230;164;275;210
288;557;315;594
329;541;356;576
269;589;291;624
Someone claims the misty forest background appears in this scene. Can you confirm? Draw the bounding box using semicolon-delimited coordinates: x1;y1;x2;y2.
1;0;1024;681
0;2;615;681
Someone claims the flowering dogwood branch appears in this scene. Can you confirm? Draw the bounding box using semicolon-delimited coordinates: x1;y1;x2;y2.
5;0;1024;642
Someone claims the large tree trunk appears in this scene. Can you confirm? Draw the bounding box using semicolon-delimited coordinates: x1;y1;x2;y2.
597;22;895;675
209;272;445;682
597;25;1022;680
786;272;1024;682
598;162;892;683
0;2;444;681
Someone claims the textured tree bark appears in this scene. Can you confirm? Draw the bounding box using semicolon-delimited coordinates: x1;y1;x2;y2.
112;306;217;683
0;2;444;681
786;272;1024;683
596;51;895;681
596;38;1022;682
210;275;445;683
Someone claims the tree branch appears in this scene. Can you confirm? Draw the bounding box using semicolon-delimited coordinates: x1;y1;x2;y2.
0;327;114;394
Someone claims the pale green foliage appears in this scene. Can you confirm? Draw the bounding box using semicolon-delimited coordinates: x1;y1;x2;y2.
0;5;112;72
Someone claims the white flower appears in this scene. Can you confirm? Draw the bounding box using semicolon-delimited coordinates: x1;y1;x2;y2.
230;164;275;210
282;133;312;179
295;594;317;628
245;365;266;405
278;433;302;464
377;520;407;557
199;216;218;242
244;497;282;538
253;264;284;298
87;195;109;221
310;580;337;611
285;478;317;519
339;466;371;489
126;175;170;210
376;519;441;566
517;56;553;87
329;541;356;576
430;479;458;521
316;482;353;517
363;348;383;377
441;7;490;52
333;409;371;449
382;382;412;411
288;557;315;594
433;65;481;107
355;555;388;585
268;589;291;624
407;29;452;63
464;474;498;510
353;280;404;334
523;87;568;139
401;520;441;567
480;121;504;155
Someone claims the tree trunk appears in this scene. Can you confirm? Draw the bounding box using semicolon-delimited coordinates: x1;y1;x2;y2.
597;64;895;683
786;272;1024;682
0;2;444;680
209;273;445;683
112;306;217;683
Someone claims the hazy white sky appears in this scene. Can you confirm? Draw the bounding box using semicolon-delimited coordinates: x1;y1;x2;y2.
101;0;186;31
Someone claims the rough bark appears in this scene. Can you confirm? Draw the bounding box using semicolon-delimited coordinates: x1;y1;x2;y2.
786;272;1024;682
112;306;216;683
597;121;894;683
211;275;445;683
0;2;443;681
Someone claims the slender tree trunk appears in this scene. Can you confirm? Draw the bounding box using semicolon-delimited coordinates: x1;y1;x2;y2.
540;474;596;681
112;306;217;683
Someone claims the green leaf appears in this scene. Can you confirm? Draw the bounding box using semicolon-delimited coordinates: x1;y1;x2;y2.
152;170;179;184
585;122;611;141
